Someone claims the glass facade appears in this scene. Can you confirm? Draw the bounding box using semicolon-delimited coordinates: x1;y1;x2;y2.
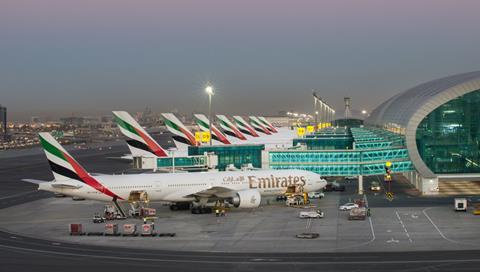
157;156;207;168
416;89;480;174
293;137;353;150
269;148;412;176
188;144;264;170
270;161;413;176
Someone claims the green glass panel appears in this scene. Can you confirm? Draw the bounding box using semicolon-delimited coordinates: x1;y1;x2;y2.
188;144;264;170
416;89;480;174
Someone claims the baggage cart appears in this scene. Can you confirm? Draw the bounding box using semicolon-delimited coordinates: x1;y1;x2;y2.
69;223;85;235
104;223;119;236
122;224;137;236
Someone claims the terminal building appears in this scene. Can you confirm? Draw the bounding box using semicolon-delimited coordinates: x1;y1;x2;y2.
365;71;480;194
134;71;480;196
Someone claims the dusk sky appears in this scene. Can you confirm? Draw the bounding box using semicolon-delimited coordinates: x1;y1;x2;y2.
2;0;480;120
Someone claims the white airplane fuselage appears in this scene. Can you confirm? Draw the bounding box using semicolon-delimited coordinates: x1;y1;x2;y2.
40;169;326;202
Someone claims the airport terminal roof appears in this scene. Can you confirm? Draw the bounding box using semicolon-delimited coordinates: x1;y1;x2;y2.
365;71;480;178
365;71;480;129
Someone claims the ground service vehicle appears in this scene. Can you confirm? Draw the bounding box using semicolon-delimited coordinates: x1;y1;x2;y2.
339;203;359;211
299;210;324;218
308;192;325;199
370;181;381;191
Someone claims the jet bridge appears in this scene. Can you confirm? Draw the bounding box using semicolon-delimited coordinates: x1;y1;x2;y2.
269;127;414;176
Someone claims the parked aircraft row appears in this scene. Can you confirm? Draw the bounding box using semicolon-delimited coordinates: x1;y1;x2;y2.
112;111;296;160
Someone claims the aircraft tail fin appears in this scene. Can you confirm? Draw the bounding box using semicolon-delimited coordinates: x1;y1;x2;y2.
232;116;259;137
161;113;198;147
258;116;278;133
113;111;168;157
249;116;271;135
216;115;247;140
193;114;231;144
38;133;122;199
38;133;92;182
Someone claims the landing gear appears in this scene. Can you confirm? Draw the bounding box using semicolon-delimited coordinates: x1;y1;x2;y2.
191;206;212;214
170;202;190;211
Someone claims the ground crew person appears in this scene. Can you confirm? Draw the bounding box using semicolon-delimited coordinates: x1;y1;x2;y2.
215;209;220;217
143;217;147;224
367;208;371;217
221;209;225;217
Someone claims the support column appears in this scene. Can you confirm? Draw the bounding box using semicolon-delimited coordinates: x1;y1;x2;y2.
358;175;363;195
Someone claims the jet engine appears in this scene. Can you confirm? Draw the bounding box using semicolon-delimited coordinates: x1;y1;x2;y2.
231;189;261;208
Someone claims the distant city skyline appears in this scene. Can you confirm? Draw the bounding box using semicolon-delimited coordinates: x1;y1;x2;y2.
2;0;480;121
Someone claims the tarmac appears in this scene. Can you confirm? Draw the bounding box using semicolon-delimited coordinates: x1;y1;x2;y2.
1;177;480;253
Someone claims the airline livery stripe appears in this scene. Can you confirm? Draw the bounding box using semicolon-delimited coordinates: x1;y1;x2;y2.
258;117;276;132
126;140;158;156
39;136;68;163
164;116;197;145
195;118;230;144
48;161;82;182
133;128;168;157
44;150;75;172
163;118;196;145
61;151;123;200
234;117;259;137
217;117;247;140
114;116;140;137
179;127;197;146
195;118;210;130
118;126;144;143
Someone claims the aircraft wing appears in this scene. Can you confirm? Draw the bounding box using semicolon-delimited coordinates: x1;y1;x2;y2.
186;186;237;199
21;179;52;184
21;179;82;189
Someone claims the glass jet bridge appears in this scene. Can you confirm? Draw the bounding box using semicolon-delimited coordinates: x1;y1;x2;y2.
269;127;413;177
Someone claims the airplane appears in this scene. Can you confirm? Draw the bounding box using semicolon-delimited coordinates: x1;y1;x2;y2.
23;133;327;214
112;111;171;160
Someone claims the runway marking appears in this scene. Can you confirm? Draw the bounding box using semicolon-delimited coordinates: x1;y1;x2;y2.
395;211;412;243
365;194;375;242
422;207;480;247
422;207;459;244
305;218;313;230
386;238;399;243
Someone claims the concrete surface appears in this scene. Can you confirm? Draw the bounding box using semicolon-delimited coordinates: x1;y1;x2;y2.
1;191;479;253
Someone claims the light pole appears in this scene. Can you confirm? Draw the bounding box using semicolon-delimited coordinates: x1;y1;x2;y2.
205;85;214;146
